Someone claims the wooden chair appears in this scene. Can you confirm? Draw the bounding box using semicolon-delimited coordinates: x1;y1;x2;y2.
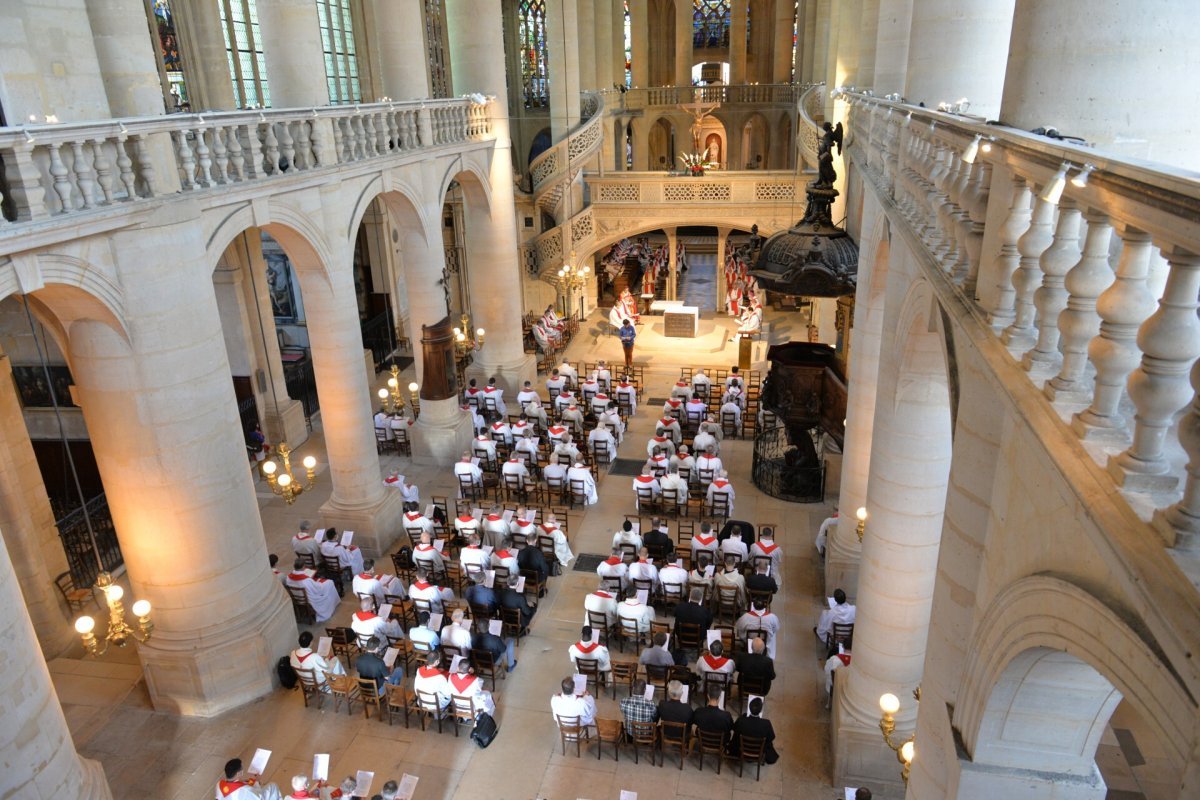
415;688;445;733
285;585;317;625
707;492;731;521
375;426;395;454
587;609;616;646
501;606;525;647
609;660;639;701
520;567;545;602
644;663;670;697
827;622;855;657
54;572;97;613
650;619;672;646
296;551;317;570
458;474;483;503
662;581;686;610
356;676;384;719
738;672;772;703
575;656;604;694
618;616;649;653
747;588;774;612
294;667;327;709
328;673;361;715
635;486;659;513
595;717;623;761
675;621;704;654
694;728;728;773
470;648;504;691
660;720;691;769
450;694;477;737
702;671;732;709
326;627;357;661
320;553;347;593
736;734;769;779
383;682;414;728
555;714;591;757
628;719;660;765
716;586;741;623
721;411;740;438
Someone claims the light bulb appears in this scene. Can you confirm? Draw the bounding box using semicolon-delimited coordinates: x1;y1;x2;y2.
408;382;419;392
302;456;316;470
900;740;915;763
262;461;277;475
1071;163;1095;188
277;473;292;487
105;584;124;602
456;332;466;342
981;139;993;153
1040;163;1069;204
879;693;900;715
387;377;398;389
856;507;868;522
75;615;95;634
453;327;462;336
378;388;389;399
132;599;151;617
476;328;485;337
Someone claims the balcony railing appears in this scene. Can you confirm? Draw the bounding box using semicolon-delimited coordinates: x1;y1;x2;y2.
844;90;1200;552
0;97;494;230
528;91;605;200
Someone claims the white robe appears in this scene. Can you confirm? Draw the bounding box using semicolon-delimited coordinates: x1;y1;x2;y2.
541;524;575;565
706;480;736;516
285;571;340;622
320;540;364;575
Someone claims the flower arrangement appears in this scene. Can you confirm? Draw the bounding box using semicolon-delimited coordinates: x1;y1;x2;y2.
679;152;716;177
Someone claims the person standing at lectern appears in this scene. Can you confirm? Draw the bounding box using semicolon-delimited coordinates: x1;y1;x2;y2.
618;319;636;369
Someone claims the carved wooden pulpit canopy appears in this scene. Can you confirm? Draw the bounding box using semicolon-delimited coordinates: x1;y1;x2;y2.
420;316;457;401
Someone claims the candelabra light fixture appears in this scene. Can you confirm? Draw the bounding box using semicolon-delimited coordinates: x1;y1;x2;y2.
453;312;485;387
75;571;153;656
856;506;868;542
878;688;920;784
408;381;421;417
262;442;317;505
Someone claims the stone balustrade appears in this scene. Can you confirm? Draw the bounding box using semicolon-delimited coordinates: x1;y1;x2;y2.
797;82;825;169
528;91;606;200
845;91;1200;551
0;97;493;227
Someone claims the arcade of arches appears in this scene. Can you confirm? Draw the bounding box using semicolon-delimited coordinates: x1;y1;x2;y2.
0;1;1198;799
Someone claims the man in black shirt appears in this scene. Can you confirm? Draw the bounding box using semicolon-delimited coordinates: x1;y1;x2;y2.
642;519;674;560
656;680;693;745
498;586;538;630
516;542;549;591
674;587;713;633
718;519;756;546
691;684;734;746
736;637;776;694
355;636;403;694
730;697;778;763
745;561;778;596
475;627;517;671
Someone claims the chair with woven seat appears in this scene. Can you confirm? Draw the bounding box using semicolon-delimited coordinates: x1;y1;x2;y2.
694;728;728;773
594;717;623;761
661;581;686;610
608;660;639;701
736;734;769;779
54;572;97;613
294;667;327;709
383;683;414;728
356;676;384;719
660;720;691;769
328;673;361;716
555;714;591;757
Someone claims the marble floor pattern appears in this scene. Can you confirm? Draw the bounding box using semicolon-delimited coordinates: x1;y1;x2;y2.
50;307;1160;800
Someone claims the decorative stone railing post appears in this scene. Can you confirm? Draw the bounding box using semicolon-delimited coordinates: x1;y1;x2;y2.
983;175;1031;327
962;161;992;293
1072;226;1156;439
1023;199;1082;373
1107;249;1200;489
418;106;435;148
1002;188;1056;348
1045;210;1115;402
1158;357;1200;549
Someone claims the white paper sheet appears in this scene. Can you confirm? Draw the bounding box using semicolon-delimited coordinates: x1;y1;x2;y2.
315;528;325;539
573;674;588;695
377;603;392;620
512;575;526;593
248;748;270;776
680;684;689;703
636;589;649;605
620;792;638;800
643;684;655;701
354;770;374;796
706;629;721;647
450;654;464;673
424;504;434;518
828;596;837;609
483;570;495;588
311;753;329;782
397;774;419;800
341;530;354;547
428;612;443;631
746;694;764;714
383;647;399;668
433;539;445;553
317;636;332;659
488;619;503;636
472;508;484;521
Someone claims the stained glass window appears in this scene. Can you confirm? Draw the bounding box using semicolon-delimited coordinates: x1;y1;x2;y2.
693;0;731;50
425;0;450;98
219;0;270;107
517;0;549;108
624;1;632;88
316;0;361;103
154;0;190;110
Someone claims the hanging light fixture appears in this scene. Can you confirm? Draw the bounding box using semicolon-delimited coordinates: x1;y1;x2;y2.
21;301;153;655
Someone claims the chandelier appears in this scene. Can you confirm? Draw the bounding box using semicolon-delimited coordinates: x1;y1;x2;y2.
261;442;317;504
377;364;421;418
556;256;590;291
75;571;153;656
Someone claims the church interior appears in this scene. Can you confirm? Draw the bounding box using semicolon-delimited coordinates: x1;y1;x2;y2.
0;1;1198;799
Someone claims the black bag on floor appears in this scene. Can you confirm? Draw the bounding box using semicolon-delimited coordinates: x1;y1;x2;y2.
471;712;499;748
277;656;298;689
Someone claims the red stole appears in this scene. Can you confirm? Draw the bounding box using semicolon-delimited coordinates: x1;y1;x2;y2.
449;673;477;694
712;480;729;489
635;475;656;483
218;781;247;797
702;653;730;670
836;653;852;666
604;556;622;566
354;611;377;622
575;640;600;654
457;515;475;523
384;475;400;484
418;666;444;679
287;573;309;581
405;512;422;521
593;591;613;599
295;650;314;663
694;535;716;546
412;580;432;591
756;541;779;555
495;550;512;560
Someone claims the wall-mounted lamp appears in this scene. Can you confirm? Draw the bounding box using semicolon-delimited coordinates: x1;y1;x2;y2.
879;690;920;784
961;135;982;165
855;507;868;542
1070;163;1096;188
1039;162;1070;204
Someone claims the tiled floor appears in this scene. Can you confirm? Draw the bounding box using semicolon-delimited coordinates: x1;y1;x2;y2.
51;306;1168;799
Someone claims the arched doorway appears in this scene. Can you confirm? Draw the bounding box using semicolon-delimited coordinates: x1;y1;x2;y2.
741;112;770;170
648;117;676;170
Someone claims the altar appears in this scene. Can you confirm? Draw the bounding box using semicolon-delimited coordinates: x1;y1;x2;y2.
663;305;699;338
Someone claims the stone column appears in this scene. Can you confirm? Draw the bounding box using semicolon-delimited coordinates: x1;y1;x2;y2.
666;228;678;301
800;0;818;83
0;354;74;657
812;0;831;83
774;0;798;83
68;218;295;716
0;525;112;799
905;0;1014;120
85;0;166;117
872;0;912;97
630;0;649;88
447;0;539;395
675;0;693;87
730;2;748;84
171;0;238;110
257;0;330;108
371;0;430;100
857;0;880;88
287;237;405;555
833;318;954;790
577;0;597;91
546;0;581;142
715;227;730;312
594;0;613;91
1001;0;1200;171
612;0;627;87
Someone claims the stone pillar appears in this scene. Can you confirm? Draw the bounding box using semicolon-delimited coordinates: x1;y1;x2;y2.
0;525;113;799
257;0;330;108
812;0;831;83
872;0;912;97
68;219;295;716
905;0;1014;120
800;0;818;83
675;0;693;87
857;0;880;88
833;318;953;791
171;0;238;110
285;238;404;555
774;0;798;83
447;0;539;395
546;0;581;142
715;227;730;312
577;0;597;91
85;0;166;117
1001;0;1200;171
371;0;430;100
666;228;678;301
0;354;74;657
730;2;748;84
612;0;627;87
594;0;613;91
630;0;649;88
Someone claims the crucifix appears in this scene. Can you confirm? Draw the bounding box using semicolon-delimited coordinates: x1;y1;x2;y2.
677;99;721;153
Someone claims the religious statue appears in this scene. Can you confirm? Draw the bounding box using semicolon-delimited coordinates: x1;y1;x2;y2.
677;99;721;153
814;121;844;189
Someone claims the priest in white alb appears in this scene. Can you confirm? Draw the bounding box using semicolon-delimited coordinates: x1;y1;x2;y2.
284;558;340;622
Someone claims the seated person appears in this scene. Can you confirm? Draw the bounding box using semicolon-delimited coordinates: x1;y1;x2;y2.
715;554;748;609
216;757;282;800
708;472;737;516
617;586;656;634
499;583;538;630
720;397;743;429
560;403;586;434
720;527;749;564
815;588;856;643
587;423;617;458
620;678;659;736
656;415;682;445
516;380;540;407
409;569;454;613
566;461;598;505
568;624;611;680
284;558;340;622
750;527;784;589
640;631;676;668
612;519;643;552
643;519;674;557
658;557;689;596
472;433;498;463
671;375;692;399
691;369;712;397
291;520;322;559
737;636;777;695
657;680;694;746
408;610;441;651
691;684;734;746
696;640;736;679
632;467;660;508
627;547;660;591
551;675;596;729
674;586;713;635
356;635;405;695
412;532;446;575
553;435;582;465
646;434;676;458
440;608;474;652
670;444;696;476
464;570;498;615
597;547;629;588
691;523;720;561
729;697;778;763
584;580;620;628
736;600;781;659
413;652;451;711
448;656;495;716
289;630;341;686
320;528;364;575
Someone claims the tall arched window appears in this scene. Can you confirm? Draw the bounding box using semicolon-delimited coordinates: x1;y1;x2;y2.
425;0;450;98
624;0;632;88
517;0;549;108
693;0;731;50
316;0;361;104
219;0;270;107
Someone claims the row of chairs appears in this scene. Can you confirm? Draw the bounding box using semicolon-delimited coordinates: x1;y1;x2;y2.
373;424;412;456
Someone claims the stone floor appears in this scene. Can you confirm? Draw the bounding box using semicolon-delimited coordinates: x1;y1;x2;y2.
49;307;1168;800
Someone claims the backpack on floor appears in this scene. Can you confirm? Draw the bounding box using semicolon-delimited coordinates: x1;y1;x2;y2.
471;712;499;748
276;656;298;689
